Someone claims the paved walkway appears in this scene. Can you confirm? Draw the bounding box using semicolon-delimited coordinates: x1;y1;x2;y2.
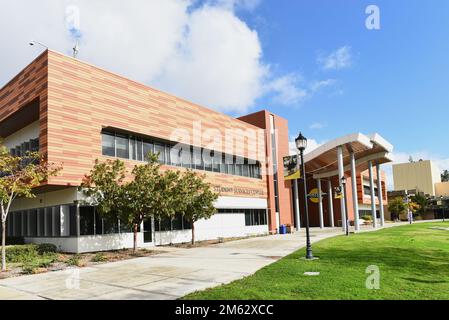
0;221;428;300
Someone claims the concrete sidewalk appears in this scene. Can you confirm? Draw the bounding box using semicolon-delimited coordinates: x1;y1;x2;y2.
0;221;426;300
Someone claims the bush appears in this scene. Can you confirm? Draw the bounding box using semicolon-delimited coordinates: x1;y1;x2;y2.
91;252;107;263
36;243;58;254
66;254;82;266
5;244;57;274
21;255;56;274
361;215;373;221
5;244;38;263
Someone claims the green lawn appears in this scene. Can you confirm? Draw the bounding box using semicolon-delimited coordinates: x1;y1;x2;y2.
184;222;449;300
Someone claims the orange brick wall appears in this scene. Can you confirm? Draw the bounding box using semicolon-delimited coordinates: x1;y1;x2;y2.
0;51;48;157
1;50;269;200
238;110;293;232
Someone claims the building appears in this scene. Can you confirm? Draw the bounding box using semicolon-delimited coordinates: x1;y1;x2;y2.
295;133;392;230
1;50;393;252
0;50;294;252
393;160;441;196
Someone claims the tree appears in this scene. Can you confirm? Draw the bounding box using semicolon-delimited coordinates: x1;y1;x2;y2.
0;146;61;272
81;154;163;253
388;197;406;221
441;170;449;182
176;170;218;245
411;193;428;215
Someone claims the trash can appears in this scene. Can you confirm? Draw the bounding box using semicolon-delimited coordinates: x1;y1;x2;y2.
279;224;287;234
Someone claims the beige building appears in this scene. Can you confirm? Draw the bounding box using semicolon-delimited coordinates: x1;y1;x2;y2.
435;182;449;197
393;160;441;196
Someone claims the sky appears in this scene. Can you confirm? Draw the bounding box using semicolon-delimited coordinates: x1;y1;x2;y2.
1;0;448;188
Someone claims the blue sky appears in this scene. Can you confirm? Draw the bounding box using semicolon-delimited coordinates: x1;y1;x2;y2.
236;0;449;160
1;0;448;183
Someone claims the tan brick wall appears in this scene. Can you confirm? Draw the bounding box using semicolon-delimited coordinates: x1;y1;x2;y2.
43;51;267;198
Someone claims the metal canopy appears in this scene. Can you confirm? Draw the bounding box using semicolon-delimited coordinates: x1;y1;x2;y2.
302;132;394;179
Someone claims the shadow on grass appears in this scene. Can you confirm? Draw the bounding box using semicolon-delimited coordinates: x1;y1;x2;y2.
289;246;449;275
401;277;447;284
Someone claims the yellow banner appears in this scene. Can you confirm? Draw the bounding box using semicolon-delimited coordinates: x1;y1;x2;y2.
284;170;300;181
283;155;300;181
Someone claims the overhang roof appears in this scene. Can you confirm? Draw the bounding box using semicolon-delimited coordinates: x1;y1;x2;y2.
301;132;393;179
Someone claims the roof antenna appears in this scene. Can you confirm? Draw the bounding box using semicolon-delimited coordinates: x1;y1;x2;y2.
73;41;79;58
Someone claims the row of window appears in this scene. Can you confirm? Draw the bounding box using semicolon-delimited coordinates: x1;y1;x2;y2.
102;131;262;179
217;208;268;226
9;138;39;157
155;214;192;232
3;205;147;238
3;206;267;239
363;185;379;196
358;210;380;219
4;206;74;238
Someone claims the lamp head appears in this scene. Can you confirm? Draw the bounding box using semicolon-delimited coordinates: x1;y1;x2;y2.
295;132;307;151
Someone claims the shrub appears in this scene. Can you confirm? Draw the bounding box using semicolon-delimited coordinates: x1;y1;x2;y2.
91;253;107;263
36;243;58;254
361;215;373;221
5;245;38;263
66;254;82;266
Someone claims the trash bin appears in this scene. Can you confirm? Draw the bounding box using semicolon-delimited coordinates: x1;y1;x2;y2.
279;224;287;234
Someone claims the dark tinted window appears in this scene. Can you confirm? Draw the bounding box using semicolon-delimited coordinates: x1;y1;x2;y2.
102;132;115;156
115;134;129;159
80;206;95;236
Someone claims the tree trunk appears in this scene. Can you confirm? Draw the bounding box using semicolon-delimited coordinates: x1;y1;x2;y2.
2;221;6;272
133;223;138;253
191;221;195;245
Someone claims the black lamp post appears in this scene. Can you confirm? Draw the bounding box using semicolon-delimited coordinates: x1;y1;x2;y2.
295;132;313;260
341;176;349;236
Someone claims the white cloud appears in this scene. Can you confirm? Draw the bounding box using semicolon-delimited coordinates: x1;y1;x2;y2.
309;122;326;130
264;74;307;106
289;136;325;156
318;46;352;70
310;79;336;92
0;0;291;114
383;151;449;190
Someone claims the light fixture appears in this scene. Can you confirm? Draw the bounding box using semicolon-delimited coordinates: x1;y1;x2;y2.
295;132;307;152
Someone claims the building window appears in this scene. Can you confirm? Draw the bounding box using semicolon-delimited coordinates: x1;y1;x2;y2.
154;142;166;164
115;134;129;159
363;185;378;196
101;130;262;179
155;214;192;231
218;208;268;226
143;140;154;161
102;132;115;157
80;206;95;236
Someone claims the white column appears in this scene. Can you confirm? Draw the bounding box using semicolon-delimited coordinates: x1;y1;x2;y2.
317;179;324;229
350;152;360;231
376;162;385;227
368;161;378;228
327;180;334;227
293;179;301;230
337;146;347;232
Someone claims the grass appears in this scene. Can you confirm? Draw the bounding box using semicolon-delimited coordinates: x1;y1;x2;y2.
184;222;449;300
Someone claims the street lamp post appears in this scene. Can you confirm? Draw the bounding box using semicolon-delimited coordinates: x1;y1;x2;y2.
295;132;314;260
341;176;349;236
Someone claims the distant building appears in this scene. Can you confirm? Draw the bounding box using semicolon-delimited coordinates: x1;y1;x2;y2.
393;160;441;196
435;181;449;197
